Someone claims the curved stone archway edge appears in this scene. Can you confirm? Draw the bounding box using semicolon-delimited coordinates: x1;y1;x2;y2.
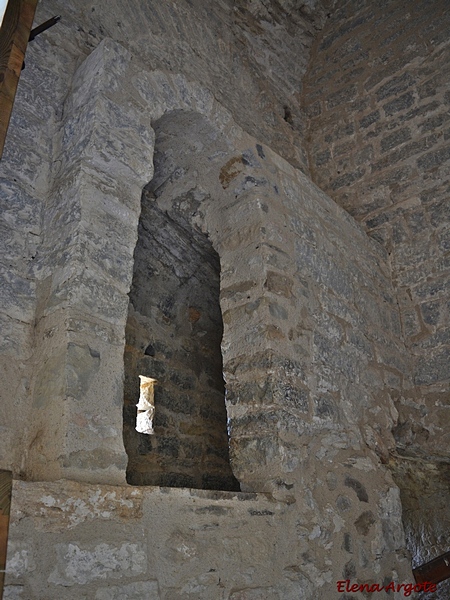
29;37;303;487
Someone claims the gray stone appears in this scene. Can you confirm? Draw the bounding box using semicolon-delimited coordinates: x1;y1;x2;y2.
380;127;412;153
49;542;147;585
359;110;380;129
3;587;24;600
383;92;415;115
66;343;101;399
376;72;414;101
2;0;447;597
417;145;450;171
414;348;450;385
95;581;160;599
344;477;368;503
354;511;375;535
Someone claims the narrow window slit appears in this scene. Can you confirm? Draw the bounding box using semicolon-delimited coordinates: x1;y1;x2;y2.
135;376;157;435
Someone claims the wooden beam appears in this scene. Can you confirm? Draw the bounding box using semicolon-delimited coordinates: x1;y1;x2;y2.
413;550;450;586
0;470;12;600
0;0;38;159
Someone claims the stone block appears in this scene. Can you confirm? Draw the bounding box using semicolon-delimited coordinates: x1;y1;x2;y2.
70;39;131;110
314;331;359;381
48;542;147;586
376;165;412;187
0;178;41;232
66;316;124;347
47;272;130;324
18;42;68;109
420;112;448;134
314;395;340;421
380;127;412;153
95;581;159;600
326;85;357;109
383;92;415;116
330;168;365;191
66;342;101;400
5;540;36;579
229;588;280;600
0;221;37;269
3;587;24;600
420;300;441;326
63;448;128;473
373;135;440;172
0;142;49;196
414;275;450;301
0;312;32;357
428;197;450;227
376;72;414;101
417;144;450;171
414;347;450;385
11;480;144;532
354;510;376;536
359;110;380;129
344;476;368;503
264;271;293;298
15;73;55;122
0;268;35;323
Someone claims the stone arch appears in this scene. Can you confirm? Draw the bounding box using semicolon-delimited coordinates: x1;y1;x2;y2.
123;110;241;490
27;38;280;491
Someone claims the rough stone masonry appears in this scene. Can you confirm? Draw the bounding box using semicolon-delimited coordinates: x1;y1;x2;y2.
0;0;448;599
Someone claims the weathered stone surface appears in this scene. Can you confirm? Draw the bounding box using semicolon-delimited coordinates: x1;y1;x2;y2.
2;0;448;598
10;480;144;532
229;588;280;599
414;348;450;385
5;541;37;579
3;587;24;600
302;5;450;591
5;477;412;599
95;581;160;600
49;542;147;585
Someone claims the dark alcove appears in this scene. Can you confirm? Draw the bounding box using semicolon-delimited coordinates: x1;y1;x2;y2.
123;130;239;489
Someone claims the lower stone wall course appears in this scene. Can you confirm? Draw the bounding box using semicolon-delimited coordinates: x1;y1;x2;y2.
5;476;413;600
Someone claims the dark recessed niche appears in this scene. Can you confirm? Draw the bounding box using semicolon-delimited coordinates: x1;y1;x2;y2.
123;189;239;492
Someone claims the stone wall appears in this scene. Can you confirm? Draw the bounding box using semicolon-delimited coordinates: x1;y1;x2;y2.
0;13;56;476
2;0;447;596
302;0;450;594
6;478;403;600
302;0;450;456
0;0;327;480
1;35;414;594
19;0;328;171
4;122;416;595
